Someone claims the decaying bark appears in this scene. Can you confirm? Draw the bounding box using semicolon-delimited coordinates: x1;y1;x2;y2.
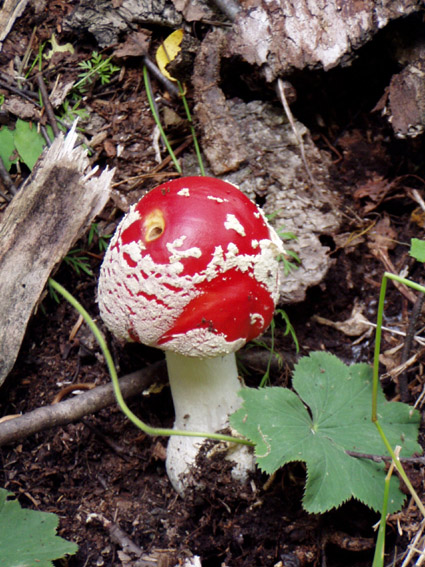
228;0;424;81
385;57;425;138
64;0;182;47
219;99;340;304
0;126;114;387
190;26;340;303
0;0;30;51
192;29;248;175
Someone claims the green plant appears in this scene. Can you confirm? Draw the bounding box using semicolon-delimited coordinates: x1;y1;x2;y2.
88;222;112;252
143;65;182;174
63;248;93;276
0;487;78;566
232;242;425;563
265;213;301;275
0;120;54;171
143;29;205;176
60;97;90;124
254;308;299;387
276;229;301;275
231;351;420;513
74;51;120;93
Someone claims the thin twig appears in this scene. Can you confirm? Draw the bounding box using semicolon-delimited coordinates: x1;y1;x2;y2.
143;65;182;174
276;78;318;190
0;155;18;196
399;291;425;402
143;55;180;98
0;78;39;105
362;320;425;346
87;513;171;566
0;362;167;447
346;450;425;465
36;72;61;137
401;519;425;567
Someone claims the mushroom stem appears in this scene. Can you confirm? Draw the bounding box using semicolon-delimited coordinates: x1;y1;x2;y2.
165;351;254;494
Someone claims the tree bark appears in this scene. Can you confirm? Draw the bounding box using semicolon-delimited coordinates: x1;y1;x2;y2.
229;0;424;80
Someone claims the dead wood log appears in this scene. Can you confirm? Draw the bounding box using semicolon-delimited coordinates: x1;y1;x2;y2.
228;0;424;80
0;362;167;446
0;125;114;387
0;0;30;51
63;0;182;48
192;28;248;175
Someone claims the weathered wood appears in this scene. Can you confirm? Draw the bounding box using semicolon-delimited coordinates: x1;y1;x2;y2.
228;0;424;80
63;0;182;48
0;126;113;386
0;0;30;51
192;29;248;175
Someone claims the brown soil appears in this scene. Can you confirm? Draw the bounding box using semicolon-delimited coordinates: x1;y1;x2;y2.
1;3;425;567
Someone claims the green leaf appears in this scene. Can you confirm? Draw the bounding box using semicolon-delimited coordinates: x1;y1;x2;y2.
13;119;49;170
230;351;421;514
409;238;425;263
0;126;17;171
0;488;78;567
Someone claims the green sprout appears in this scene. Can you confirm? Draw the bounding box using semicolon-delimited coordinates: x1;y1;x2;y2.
276;228;301;275
63;249;93;276
74;51;120;92
254;308;299;388
88;222;112;252
60;98;90;124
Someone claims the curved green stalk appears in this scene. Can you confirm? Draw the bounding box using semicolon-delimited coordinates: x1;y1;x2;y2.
143;65;182;175
48;278;253;447
372;271;425;517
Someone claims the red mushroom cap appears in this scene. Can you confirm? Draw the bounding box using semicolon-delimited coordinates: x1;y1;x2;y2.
98;177;283;357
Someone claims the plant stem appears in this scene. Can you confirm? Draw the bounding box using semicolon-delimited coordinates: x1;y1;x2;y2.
372;275;388;422
143;65;182;175
372;271;425;518
177;80;205;176
48;279;253;446
372;448;398;567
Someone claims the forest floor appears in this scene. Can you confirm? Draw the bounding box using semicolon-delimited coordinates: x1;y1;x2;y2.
1;2;425;567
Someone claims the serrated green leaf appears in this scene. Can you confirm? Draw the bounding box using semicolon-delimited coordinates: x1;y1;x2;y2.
13;119;49;170
0;488;78;567
409;238;425;263
230;351;421;514
0;126;17;171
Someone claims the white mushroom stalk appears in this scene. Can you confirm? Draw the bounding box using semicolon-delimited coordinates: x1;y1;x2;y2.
165;351;253;493
97;177;284;495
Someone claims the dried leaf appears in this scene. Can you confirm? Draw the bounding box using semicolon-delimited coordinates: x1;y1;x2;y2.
354;175;394;213
367;214;397;254
114;31;151;59
312;302;371;337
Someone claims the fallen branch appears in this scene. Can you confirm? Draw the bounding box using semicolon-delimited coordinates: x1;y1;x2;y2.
0;124;113;386
0;361;167;447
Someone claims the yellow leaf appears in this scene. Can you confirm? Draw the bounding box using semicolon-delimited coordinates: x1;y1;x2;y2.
155;29;184;82
44;33;75;60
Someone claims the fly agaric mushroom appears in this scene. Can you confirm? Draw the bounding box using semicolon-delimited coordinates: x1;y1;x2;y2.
97;177;284;494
